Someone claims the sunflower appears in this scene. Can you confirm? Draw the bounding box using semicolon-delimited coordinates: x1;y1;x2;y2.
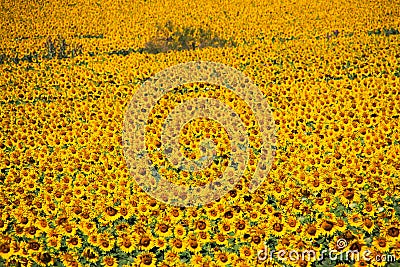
118;205;133;220
317;219;336;236
295;259;312;267
244;206;259;220
0;218;7;232
8;240;26;258
370;251;388;267
13;224;26;238
194;219;209;232
362;202;375;216
313;197;329;213
72;185;85;198
222;208;239;222
157;263;172;267
361;217;375;234
117;236;136;254
219;218;233;233
138;235;155;251
372;237;391;253
269;220;286;238
155;237;168;251
100;256;118;267
285;216;299;232
27;240;42;255
353;259;369;267
35;252;54;266
215;233;229;246
304;223;320;239
309;177;323;193
348;213;363;228
81;247;99;264
235;260;253;267
103;206;120;222
239;245;253;258
234;219;248;236
80;221;96;236
163;251;179;266
383;224;400;241
87;233;99;247
36;219;49;232
156;222;172;238
194;254;211;266
137;203;152;217
60;252;77;267
333;218;347;233
340;187;361;204
58;223;77;237
135;252;157;267
190;252;203;265
206;207;220;220
173;224;187;238
46;237;61;251
169;237;185;253
216;251;232;265
186;235;202;253
0;242;13;260
196;231;209;243
98;234;115;252
66;235;82;250
25;179;38;192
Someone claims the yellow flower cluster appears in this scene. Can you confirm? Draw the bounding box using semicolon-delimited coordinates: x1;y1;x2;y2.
1;0;400;266
144;84;261;188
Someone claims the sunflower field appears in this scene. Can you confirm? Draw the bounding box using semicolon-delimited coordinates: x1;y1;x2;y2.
1;0;400;266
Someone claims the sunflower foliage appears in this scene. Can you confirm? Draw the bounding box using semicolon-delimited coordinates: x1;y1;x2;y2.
143;21;236;54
